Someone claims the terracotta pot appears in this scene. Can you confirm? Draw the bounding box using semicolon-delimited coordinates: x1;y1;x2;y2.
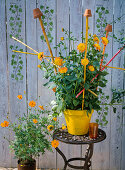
18;159;36;170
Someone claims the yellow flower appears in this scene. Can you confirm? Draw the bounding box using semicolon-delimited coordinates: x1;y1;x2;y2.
20;144;22;147
94;44;101;51
53;117;57;121
58;67;68;73
61;37;64;41
93;34;97;38
1;121;9;127
37;65;41;68
39;105;44;110
17;95;22;100
29;101;36;107
62;28;64;32
51;140;59;148
101;37;108;46
33;119;38;124
81;58;89;66
77;43;86;53
52;87;56;92
47;125;54;131
62;124;66;130
93;37;99;44
54;57;63;66
88;65;95;72
38;52;44;61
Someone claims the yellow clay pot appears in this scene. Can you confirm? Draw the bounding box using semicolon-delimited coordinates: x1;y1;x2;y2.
64;109;94;135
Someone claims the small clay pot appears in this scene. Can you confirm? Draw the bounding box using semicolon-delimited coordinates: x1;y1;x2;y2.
84;9;92;17
18;159;36;170
105;24;112;32
33;8;43;19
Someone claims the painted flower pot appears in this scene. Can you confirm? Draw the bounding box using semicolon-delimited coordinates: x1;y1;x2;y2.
64;109;94;135
18;159;36;170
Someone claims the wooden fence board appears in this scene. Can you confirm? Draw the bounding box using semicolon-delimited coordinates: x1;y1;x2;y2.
68;0;83;167
56;0;70;169
25;0;39;168
92;0;113;169
0;0;11;167
36;0;57;168
82;0;95;169
110;0;125;169
6;0;27;167
121;0;125;164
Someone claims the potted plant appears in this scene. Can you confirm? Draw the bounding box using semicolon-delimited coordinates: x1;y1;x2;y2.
36;9;113;135
1;95;59;170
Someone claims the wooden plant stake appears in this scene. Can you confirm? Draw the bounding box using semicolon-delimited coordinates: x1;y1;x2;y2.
82;9;92;110
33;8;57;74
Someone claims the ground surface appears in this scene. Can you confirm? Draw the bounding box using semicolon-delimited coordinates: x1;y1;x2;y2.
0;169;56;170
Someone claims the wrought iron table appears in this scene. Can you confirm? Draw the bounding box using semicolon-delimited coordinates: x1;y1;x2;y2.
53;128;106;170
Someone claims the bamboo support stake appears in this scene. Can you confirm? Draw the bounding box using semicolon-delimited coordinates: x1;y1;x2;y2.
12;50;53;58
12;50;59;69
82;9;92;110
88;89;98;97
102;65;125;71
12;36;38;54
33;8;57;74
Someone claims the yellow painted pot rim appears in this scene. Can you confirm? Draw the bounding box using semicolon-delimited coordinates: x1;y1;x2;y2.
64;109;94;116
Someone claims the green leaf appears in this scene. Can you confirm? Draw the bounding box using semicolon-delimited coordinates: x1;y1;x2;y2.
49;22;53;26
105;10;109;14
10;45;13;49
43;82;50;87
19;8;22;12
50;9;54;14
101;7;105;11
113;107;116;113
45;10;49;14
18;29;21;33
96;24;100;28
96;19;100;22
10;17;14;20
40;35;44;40
19;60;23;64
73;100;79;106
15;77;18;80
11;74;14;78
10;22;14;26
49;27;53;31
12;55;15;58
84;83;89;90
40;5;44;10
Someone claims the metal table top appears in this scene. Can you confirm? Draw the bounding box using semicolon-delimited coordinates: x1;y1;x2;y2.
53;128;106;145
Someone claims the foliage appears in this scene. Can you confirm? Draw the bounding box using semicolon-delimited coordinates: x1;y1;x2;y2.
111;89;125;110
39;29;109;116
40;5;54;43
1;100;59;164
96;6;125;46
96;6;109;37
9;3;24;80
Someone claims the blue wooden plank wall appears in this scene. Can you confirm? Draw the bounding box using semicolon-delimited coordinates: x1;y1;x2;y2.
0;0;124;169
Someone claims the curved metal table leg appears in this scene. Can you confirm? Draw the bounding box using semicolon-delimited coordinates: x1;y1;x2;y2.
55;147;68;170
84;144;94;170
